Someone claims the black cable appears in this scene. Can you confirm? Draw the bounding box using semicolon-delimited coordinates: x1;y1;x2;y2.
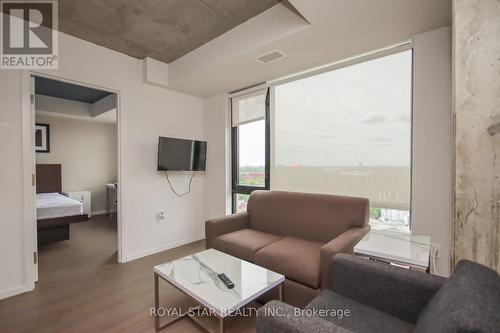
164;170;196;197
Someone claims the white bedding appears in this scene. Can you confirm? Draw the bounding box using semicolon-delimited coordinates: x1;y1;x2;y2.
36;192;83;220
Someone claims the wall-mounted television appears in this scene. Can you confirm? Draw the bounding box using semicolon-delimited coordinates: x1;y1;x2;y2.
157;137;207;171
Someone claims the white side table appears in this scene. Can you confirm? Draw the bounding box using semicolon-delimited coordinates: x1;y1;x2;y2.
354;230;431;271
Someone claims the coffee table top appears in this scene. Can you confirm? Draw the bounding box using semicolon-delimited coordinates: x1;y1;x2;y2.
153;248;284;318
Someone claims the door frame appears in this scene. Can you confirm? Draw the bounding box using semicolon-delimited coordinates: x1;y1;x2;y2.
21;70;125;288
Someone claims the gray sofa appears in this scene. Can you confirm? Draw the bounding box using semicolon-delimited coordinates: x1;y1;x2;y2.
257;254;500;333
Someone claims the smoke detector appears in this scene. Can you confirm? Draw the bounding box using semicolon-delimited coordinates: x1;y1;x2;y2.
255;50;286;64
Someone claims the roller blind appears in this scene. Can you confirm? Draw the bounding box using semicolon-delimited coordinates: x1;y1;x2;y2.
271;50;412;211
231;90;266;127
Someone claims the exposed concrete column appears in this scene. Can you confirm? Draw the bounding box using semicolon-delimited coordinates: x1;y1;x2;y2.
452;0;500;271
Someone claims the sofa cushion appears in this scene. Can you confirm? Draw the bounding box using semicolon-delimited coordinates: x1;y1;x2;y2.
255;236;323;288
305;290;413;333
211;228;282;262
247;190;369;243
414;260;500;333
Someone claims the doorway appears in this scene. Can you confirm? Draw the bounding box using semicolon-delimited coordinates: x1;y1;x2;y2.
22;72;123;285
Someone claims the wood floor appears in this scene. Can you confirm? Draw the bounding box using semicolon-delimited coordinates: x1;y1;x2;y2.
0;215;257;333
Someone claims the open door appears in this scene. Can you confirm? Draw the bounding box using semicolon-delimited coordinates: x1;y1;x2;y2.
31;76;38;282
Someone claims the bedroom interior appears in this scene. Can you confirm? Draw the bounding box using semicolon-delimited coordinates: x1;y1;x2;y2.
33;75;118;281
0;1;499;332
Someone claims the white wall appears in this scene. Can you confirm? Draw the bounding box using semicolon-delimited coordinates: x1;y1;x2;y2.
0;32;205;298
412;27;452;276
203;94;231;220
35;114;117;214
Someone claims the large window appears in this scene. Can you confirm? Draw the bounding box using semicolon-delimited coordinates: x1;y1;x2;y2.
272;50;412;231
231;89;269;212
231;50;413;231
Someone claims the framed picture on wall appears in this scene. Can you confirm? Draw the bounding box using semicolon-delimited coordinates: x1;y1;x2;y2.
35;123;50;153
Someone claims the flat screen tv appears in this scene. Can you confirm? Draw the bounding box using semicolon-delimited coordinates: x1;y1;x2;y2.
157;137;207;171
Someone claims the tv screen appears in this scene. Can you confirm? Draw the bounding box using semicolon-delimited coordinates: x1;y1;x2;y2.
157;137;207;171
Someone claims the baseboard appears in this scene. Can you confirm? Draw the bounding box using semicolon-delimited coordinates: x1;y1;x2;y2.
125;234;205;262
91;210;107;216
0;284;33;300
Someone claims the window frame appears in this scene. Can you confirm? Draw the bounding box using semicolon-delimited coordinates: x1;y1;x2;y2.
231;88;270;213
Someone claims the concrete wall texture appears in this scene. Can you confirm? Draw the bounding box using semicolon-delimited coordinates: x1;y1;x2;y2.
453;0;500;271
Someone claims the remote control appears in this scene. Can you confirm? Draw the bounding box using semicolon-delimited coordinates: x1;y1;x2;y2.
217;273;234;289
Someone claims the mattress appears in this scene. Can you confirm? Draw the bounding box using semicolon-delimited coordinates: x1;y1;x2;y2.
36;192;83;220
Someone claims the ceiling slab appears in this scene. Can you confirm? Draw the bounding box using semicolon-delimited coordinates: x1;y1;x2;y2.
58;0;280;63
167;0;452;97
169;2;309;87
35;76;112;103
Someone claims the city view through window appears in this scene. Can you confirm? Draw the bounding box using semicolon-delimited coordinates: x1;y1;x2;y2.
238;120;265;188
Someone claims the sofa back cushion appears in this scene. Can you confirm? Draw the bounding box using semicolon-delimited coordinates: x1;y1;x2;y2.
414;259;500;333
247;190;369;243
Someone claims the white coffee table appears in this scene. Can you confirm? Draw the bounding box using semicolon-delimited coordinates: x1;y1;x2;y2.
153;248;284;332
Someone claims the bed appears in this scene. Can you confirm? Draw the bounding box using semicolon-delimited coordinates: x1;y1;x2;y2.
36;164;89;244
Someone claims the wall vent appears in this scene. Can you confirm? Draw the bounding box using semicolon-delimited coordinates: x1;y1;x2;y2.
255;50;286;64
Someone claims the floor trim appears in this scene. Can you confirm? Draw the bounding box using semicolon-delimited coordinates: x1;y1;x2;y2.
125;235;205;262
0;284;33;300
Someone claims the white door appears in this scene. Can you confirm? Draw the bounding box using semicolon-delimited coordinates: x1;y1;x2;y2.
31;76;38;282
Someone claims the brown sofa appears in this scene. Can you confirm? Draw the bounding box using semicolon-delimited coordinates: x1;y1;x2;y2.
205;190;370;307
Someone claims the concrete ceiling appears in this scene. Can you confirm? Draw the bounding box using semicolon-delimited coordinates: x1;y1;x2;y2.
166;0;452;97
58;0;280;63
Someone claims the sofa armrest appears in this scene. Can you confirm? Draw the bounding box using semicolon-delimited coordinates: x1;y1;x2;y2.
205;212;249;249
330;253;446;323
320;225;370;289
256;300;353;333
